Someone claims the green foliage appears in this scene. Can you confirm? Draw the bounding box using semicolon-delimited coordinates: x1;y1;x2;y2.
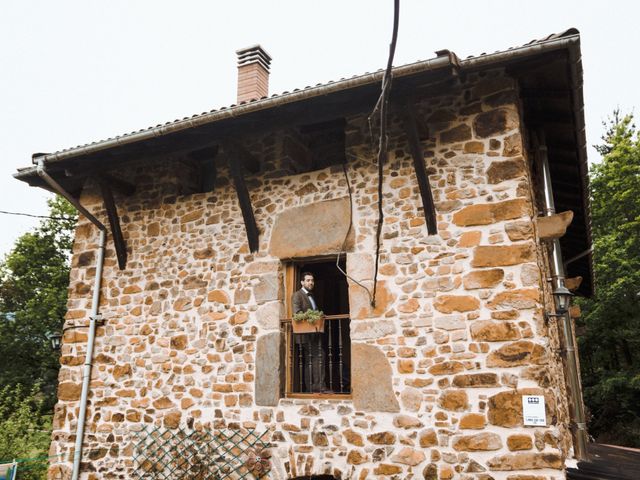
0;385;51;479
292;309;324;324
0;196;76;409
577;111;640;446
0;197;75;478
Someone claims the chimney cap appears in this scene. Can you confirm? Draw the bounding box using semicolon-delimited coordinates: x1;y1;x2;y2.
236;44;272;70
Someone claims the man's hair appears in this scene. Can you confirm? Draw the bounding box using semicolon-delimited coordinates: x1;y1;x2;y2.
300;271;314;280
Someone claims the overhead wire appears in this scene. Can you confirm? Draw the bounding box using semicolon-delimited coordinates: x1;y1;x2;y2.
0;209;75;222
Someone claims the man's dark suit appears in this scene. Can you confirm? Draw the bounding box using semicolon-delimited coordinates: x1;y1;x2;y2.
292;288;325;392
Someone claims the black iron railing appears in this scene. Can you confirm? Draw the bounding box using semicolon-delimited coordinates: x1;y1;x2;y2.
281;314;351;396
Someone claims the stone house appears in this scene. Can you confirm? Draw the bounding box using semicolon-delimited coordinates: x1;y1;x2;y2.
15;29;592;479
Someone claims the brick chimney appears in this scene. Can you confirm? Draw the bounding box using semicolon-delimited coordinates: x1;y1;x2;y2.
236;45;271;103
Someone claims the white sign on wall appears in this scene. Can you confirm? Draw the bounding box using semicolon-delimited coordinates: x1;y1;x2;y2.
522;395;547;426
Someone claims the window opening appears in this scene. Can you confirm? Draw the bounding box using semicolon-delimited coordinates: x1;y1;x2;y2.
284;259;351;396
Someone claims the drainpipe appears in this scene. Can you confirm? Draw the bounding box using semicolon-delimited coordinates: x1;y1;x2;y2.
36;159;107;480
536;134;589;461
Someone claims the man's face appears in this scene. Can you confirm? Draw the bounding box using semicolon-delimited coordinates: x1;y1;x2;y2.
301;275;314;291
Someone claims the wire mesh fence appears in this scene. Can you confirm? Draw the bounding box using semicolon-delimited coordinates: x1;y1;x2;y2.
133;427;271;480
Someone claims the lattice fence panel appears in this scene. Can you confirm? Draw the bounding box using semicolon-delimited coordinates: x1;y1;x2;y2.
133;427;271;480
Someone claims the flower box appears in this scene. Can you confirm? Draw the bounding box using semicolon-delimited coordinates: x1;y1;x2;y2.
291;309;325;334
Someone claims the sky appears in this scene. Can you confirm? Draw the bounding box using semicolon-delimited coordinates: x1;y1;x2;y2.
0;0;638;257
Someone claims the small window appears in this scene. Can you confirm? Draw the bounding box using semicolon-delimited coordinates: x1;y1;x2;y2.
283;259;351;397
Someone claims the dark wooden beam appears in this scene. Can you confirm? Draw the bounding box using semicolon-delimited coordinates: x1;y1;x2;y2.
401;101;438;235
99;173;136;196
224;141;260;253
520;88;572;100
97;177;127;270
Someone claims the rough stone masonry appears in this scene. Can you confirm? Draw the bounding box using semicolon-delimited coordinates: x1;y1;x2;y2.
49;68;573;480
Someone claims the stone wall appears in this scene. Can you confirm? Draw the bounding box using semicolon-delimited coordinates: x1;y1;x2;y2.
49;69;572;480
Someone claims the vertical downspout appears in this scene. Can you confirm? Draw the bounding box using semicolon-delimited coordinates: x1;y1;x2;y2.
36;160;107;480
536;133;589;461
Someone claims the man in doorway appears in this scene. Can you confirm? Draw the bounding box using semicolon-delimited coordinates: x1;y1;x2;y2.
292;272;326;393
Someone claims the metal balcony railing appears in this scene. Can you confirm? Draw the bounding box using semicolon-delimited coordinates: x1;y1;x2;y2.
281;314;351;397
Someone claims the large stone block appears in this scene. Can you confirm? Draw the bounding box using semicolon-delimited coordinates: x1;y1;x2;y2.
58;382;82;401
434;295;480;313
502;132;522;157
350;319;396;340
434;314;466;331
256;301;282;330
349;280;395;319
507;434;533;451
391;447;426;466
536;211;574;240
487;388;555;427
347;253;374;281
463;269;504;290
459;413;486;429
487;158;526;184
419;429;438;447
268;197;354;259
471;244;535;268
505;220;534;241
440;124;472;144
352;343;400;412
438;390;469;411
487;288;540;310
473;108;518;138
255;332;282;406
452;373;499;388
486;341;547;367
452;199;529;227
429;361;465;375
452;432;502;451
486;452;563;471
470;320;520;342
400;387;422;412
253;274;281;304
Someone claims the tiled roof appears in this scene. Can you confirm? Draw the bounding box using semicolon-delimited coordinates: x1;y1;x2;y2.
27;29;579;165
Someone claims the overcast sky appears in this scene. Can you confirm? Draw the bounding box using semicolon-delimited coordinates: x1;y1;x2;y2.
1;1;638;257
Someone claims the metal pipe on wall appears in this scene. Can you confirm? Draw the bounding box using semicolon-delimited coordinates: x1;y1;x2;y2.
36;161;107;480
536;133;589;461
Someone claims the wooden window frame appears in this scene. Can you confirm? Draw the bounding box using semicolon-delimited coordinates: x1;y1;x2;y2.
282;262;352;399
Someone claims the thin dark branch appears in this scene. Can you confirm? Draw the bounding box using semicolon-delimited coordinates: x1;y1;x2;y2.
371;0;400;308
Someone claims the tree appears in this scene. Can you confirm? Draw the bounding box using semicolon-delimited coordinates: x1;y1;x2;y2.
577;111;640;446
0;196;76;408
0;385;51;480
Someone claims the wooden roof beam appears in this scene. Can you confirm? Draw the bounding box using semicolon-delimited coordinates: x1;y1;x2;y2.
401;101;437;235
224;140;260;253
97;176;127;270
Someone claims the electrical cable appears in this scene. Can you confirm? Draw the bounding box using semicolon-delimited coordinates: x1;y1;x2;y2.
0;210;75;221
369;0;400;307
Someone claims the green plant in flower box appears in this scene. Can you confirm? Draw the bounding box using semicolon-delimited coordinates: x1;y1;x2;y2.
292;309;324;325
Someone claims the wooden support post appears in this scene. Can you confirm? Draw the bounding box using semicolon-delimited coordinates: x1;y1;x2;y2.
402;102;438;235
224;141;260;253
98;177;127;270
